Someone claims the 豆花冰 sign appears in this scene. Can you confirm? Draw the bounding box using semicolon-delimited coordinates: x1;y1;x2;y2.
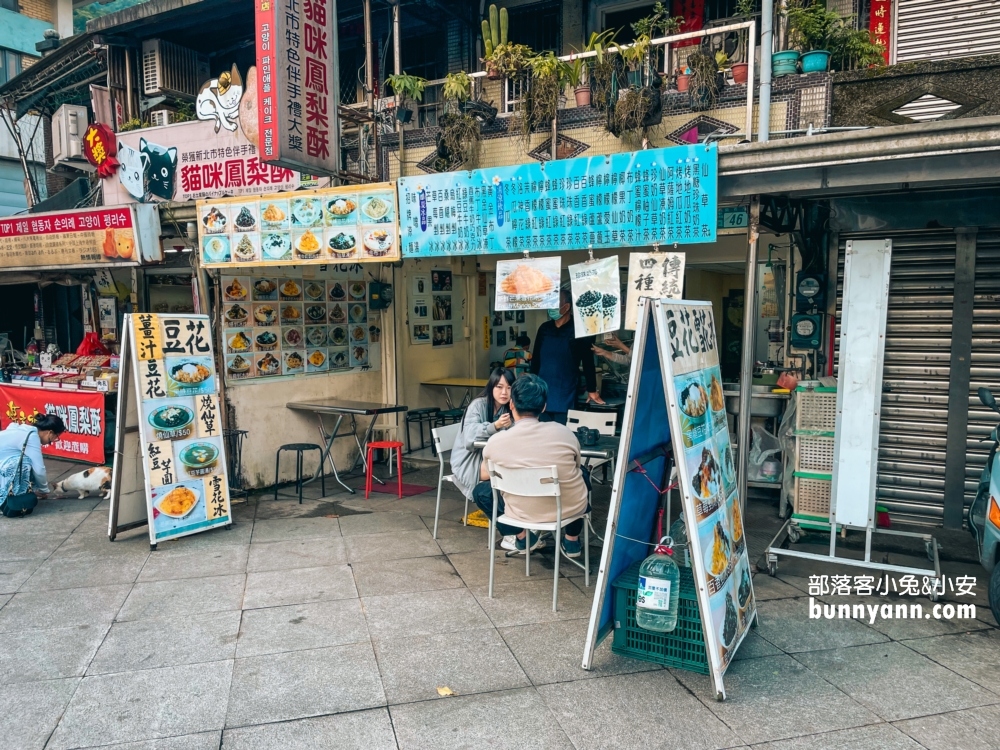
660;300;756;693
397;143;718;257
83;123;118;178
124;313;231;544
0;385;105;463
197;183;398;267
0;205;161;271
101;119;325;205
255;0;339;175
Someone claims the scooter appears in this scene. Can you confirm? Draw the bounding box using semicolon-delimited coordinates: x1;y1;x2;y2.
968;387;1000;625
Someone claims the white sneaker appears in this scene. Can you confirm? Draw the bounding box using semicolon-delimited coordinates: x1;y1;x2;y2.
500;535;518;551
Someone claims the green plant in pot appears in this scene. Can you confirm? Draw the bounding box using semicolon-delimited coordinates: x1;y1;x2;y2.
786;0;844;73
687;49;719;111
526;52;563;131
632;1;684;76
482;4;533;79
385;72;426;123
582;29;618;110
435;72;481;171
730;0;756;84
620;32;651;87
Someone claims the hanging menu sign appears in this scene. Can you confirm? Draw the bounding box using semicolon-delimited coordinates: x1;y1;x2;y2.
396;143;717;257
197;183;398;267
124;313;232;544
659;300;755;695
255;0;339;175
624;251;686;330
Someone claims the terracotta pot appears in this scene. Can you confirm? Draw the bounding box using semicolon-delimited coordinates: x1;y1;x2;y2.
731;62;749;84
676;73;690;92
574;85;591;107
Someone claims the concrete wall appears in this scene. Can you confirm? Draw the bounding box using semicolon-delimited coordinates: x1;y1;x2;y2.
831;54;1000;127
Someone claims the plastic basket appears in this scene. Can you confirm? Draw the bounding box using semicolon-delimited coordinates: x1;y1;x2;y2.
796;435;834;473
793;473;832;516
611;561;709;674
797;388;837;432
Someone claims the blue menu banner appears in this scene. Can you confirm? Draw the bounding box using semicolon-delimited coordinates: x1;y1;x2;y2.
396;144;718;257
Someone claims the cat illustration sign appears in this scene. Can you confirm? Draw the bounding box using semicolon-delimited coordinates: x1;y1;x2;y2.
0;205;162;271
102;118;323;205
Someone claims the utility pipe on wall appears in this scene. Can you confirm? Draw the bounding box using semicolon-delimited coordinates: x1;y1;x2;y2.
737;196;761;508
759;0;774;142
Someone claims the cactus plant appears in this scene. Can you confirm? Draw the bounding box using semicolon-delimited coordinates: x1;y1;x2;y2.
482;4;528;80
482;20;494;57
500;7;508;46
490;4;500;48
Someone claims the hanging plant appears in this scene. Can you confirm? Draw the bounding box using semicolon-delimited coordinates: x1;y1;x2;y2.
435;71;481;171
527;52;563;129
686;50;719;111
385;72;426;123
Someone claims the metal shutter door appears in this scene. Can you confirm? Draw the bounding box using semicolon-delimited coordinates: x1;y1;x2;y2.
837;231;956;524
968;234;1000;511
895;0;1000;63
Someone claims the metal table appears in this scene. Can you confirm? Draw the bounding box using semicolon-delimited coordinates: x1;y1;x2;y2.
422;378;487;409
286;399;408;494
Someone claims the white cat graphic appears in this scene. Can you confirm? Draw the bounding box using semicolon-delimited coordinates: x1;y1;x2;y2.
117;141;148;201
196;64;243;133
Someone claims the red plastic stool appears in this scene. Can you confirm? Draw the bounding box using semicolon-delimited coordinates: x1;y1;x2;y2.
365;440;404;499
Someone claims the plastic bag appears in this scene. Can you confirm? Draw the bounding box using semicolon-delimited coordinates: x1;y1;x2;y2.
777;397;798;517
748;424;782;484
75;332;110;356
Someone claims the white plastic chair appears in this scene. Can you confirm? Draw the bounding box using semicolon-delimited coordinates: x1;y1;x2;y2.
486;460;590;611
430;422;464;539
567;409;616;482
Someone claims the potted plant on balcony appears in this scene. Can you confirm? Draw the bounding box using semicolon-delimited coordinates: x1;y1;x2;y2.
436;71;482;171
631;2;684;77
385;72;426;123
482;4;532;80
527;52;562;129
730;0;756;84
787;0;843;73
585;30;620;111
687;49;720;111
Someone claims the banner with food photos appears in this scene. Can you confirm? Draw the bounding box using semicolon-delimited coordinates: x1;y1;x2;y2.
197;183;399;267
494;257;561;311
220;265;381;383
657;300;755;690
569;255;620;337
126;313;231;544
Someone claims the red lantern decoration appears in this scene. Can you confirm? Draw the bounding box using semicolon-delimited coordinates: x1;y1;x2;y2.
83;123;119;178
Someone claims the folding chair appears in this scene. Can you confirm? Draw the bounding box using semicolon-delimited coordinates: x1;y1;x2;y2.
430;422;464;539
486;460;590;611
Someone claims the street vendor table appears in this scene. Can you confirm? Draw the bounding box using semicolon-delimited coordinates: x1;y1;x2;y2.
421;378;487;409
286;399;408;494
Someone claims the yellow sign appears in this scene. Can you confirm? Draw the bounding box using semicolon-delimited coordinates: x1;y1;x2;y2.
197;182;400;267
483;315;490;351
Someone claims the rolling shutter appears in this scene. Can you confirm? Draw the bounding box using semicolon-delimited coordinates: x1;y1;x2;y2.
969;234;1000;509
895;0;1000;63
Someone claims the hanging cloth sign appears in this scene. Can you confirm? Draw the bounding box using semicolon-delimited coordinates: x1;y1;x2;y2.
495;257;561;311
624;251;686;330
569;255;621;338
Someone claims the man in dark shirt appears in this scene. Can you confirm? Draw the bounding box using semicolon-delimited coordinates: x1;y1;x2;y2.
530;288;604;424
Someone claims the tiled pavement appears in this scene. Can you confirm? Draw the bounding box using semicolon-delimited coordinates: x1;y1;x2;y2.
1;462;999;749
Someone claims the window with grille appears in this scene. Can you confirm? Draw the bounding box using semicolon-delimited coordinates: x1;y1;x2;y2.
0;49;21;86
507;1;562;53
504;73;530;115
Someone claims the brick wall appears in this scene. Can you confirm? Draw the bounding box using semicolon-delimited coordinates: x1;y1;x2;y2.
42;115;71;199
19;0;54;24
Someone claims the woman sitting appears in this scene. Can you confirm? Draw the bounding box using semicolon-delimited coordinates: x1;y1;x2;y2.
450;368;515;540
0;414;66;502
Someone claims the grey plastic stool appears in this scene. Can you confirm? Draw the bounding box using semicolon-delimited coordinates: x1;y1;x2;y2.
274;443;325;503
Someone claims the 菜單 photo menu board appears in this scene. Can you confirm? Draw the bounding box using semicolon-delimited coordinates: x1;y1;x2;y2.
198;183;399;267
221;265;381;381
129;313;231;544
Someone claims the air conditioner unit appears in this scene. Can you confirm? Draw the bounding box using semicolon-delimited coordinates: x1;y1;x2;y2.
141;39;209;99
51;104;93;172
148;110;177;128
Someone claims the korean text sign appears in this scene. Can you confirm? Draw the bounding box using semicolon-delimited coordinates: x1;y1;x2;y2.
255;0;339;174
397;144;717;257
128;313;231;543
0;386;105;463
0;206;142;271
657;300;755;692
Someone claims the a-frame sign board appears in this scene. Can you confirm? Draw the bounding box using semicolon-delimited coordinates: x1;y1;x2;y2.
582;298;756;701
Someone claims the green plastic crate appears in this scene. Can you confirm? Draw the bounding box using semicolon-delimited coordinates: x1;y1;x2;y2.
611;561;709;674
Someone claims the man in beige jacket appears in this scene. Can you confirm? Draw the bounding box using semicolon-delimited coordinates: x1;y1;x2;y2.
477;374;590;558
